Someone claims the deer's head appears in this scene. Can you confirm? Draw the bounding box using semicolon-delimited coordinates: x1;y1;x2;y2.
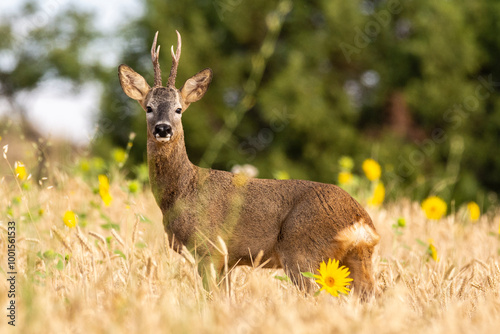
118;31;212;144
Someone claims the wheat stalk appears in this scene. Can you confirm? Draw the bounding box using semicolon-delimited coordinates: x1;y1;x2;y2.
457;276;470;299
253;250;264;268
88;231;106;245
132;216;139;246
181;245;196;266
217;236;230;297
111;228;126;248
76;226;93;253
21;238;41;243
51;226;72;252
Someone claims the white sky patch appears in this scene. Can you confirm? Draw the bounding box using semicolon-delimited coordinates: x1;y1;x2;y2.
0;0;143;144
16;82;101;144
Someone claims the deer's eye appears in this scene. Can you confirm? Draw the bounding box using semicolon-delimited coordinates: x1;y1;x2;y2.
175;108;182;114
146;106;153;113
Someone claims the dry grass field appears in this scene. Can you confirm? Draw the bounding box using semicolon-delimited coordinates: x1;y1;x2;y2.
1;142;500;334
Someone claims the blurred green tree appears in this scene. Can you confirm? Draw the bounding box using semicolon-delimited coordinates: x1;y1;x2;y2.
93;0;500;209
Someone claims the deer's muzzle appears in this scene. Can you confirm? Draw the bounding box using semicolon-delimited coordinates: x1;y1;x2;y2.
154;123;173;142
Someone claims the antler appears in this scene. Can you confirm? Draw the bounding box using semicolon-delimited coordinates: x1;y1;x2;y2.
167;30;182;87
151;31;162;87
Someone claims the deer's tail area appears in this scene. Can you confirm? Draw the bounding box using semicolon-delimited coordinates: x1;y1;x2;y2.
335;219;380;298
335;219;380;252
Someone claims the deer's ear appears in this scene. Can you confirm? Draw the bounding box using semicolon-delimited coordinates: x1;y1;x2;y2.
118;64;150;102
180;68;213;104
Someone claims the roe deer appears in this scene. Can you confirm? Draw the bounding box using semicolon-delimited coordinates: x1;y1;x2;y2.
118;31;380;297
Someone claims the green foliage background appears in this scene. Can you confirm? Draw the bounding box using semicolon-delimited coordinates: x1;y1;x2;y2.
2;0;500;209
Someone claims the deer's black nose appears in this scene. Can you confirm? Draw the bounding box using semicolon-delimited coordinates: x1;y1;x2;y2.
154;123;172;138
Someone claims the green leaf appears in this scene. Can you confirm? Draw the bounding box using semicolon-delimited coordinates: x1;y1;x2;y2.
43;250;56;260
301;271;315;278
135;241;147;249
274;274;290;282
35;271;46;278
314;290;321;297
393;229;403;236
138;214;152;224
416;238;427;247
426;246;433;256
101;223;120;230
114;249;126;259
56;259;64;271
100;213;120;230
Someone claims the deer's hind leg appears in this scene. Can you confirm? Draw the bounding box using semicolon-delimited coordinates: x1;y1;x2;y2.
338;245;376;299
276;250;320;292
336;221;380;299
276;214;379;298
274;216;346;293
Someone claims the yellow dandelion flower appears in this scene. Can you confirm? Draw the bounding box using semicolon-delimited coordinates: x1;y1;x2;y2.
428;238;439;262
91;157;106;172
421;196;447;220
128;180;140;194
368;181;385;206
466;201;480;221
14;161;27;181
339;156;354;171
112;148;127;164
273;170;290;180
338;172;353;185
79;159;90;172
63;210;78;228
98;174;113;206
362;159;381;181
314;259;353;297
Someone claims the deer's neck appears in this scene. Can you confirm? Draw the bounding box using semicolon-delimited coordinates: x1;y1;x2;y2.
147;131;196;210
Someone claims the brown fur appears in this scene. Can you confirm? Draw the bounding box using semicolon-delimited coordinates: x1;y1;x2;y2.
118;31;379;297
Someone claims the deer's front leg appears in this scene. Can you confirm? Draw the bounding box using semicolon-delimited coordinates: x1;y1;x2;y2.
163;212;196;253
197;257;218;292
197;250;229;293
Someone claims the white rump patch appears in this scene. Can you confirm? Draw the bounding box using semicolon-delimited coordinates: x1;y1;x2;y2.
337;219;380;247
